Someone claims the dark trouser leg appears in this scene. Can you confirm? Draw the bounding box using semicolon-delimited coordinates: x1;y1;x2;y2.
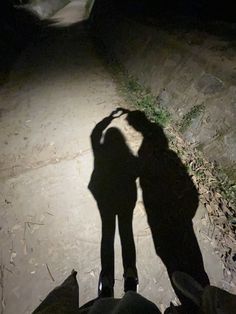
118;213;137;279
100;213;116;286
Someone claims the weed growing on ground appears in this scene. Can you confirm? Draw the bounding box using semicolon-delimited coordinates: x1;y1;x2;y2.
121;76;170;126
179;104;205;132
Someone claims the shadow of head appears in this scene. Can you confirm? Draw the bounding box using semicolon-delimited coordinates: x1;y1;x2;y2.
89;124;137;204
103;127;127;149
126;110;169;150
103;127;136;165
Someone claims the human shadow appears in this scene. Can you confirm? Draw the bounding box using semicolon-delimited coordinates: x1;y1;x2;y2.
88;109;138;296
125;109;209;312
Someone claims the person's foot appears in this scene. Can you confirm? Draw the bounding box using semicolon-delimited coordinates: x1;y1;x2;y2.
124;268;139;293
98;274;114;298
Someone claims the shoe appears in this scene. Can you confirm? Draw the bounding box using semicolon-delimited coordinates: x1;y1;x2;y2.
124;268;139;293
98;274;114;298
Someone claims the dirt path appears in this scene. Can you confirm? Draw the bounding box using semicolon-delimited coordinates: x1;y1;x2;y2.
0;8;228;314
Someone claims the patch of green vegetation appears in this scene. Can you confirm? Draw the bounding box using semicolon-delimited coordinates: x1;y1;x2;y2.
179;104;205;132
121;76;170;126
213;165;236;204
99;50;170;126
126;78;142;93
196;142;205;151
137;94;170;125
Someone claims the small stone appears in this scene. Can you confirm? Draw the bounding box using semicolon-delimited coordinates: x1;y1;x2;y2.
196;73;224;94
10;251;17;265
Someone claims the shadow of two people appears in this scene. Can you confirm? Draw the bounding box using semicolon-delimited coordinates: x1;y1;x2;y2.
88;108;209;310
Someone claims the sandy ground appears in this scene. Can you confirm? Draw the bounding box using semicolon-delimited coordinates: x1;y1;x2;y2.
0;3;229;314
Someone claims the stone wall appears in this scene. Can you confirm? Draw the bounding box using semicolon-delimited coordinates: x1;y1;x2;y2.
96;16;236;181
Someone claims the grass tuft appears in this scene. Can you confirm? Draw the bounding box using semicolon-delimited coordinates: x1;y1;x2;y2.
179;104;205;132
122;77;170;126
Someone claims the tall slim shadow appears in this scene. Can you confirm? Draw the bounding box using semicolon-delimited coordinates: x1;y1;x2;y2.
88;110;138;295
126;110;209;311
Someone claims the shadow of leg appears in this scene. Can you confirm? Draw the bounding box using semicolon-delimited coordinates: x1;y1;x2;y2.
125;110;210;311
99;213;116;297
151;222;209;313
118;213;138;292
